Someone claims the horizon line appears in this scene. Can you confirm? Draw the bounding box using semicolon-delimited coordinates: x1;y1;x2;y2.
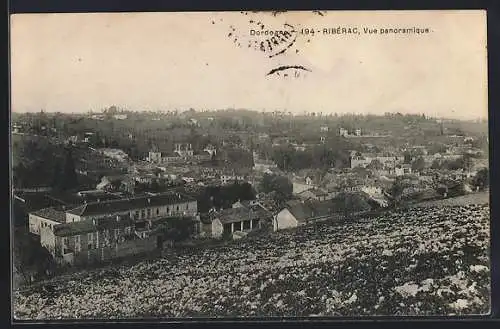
11;108;488;122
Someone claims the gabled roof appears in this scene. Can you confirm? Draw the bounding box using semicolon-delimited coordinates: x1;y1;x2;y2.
66;192;196;217
284;200;333;224
30;207;66;223
53;216;135;237
215;207;271;224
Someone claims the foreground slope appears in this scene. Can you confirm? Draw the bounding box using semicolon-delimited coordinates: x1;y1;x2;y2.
14;202;490;319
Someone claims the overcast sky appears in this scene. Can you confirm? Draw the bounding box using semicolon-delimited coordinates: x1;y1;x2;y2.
10;10;487;119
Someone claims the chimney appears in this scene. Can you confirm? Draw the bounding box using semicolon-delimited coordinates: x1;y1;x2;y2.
116;215;120;222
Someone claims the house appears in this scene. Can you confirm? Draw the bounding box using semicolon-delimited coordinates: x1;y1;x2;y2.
174;143;194;157
232;199;260;209
113;114;128;120
220;173;245;185
29;192;200;265
40;214;148;265
350;154;401;169
203;144;217;157
67;136;79;144
395;164;412;176
83;132;94;143
40;213;199;266
320;125;329;132
360;185;383;196
339;127;349;137
273;200;332;231
208;207;272;239
63;192;197;223
253;152;278;172
96;175;134;192
98;148;129;162
191;151;212;162
28;208;67;236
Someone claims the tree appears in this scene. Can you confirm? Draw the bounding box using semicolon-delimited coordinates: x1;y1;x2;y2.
60;148;78;191
403;151;412;164
50;161;63;191
260;174;292;199
367;159;384;170
446;156;473;171
388;179;404;206
473;168;489;190
411;156;426;172
431;160;441;170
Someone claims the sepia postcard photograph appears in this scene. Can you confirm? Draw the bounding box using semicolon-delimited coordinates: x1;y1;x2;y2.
10;10;490;320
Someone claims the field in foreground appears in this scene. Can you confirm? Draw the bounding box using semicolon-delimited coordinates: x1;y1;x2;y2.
13;203;490;319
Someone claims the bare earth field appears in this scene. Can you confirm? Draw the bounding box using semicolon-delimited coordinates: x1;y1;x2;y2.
409;191;489;208
13;201;490;319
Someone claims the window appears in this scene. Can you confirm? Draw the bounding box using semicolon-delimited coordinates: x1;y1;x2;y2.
176;206;179;212
124;226;131;235
62;237;68;246
147;209;152;218
88;232;93;241
156;208;159;215
186;204;189;210
114;229;119;239
141;210;146;218
135;211;140;219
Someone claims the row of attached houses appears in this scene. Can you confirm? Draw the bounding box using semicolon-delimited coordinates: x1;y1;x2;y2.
350;155;404;169
147;144;216;165
28;192;199;266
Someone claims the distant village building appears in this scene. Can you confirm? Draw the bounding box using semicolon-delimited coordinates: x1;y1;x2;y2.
175;143;194;157
147;143;211;165
12;124;22;134
84;132;94;143
203;144;217;157
67;136;79;144
96;175;134;193
394;164;412;176
339;127;349;137
354;128;362;136
90;114;105;120
113;114;128;120
350;154;403;169
292;177;316;194
320;125;329;132
252;152;278;172
98;148;129;162
220;173;245;185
